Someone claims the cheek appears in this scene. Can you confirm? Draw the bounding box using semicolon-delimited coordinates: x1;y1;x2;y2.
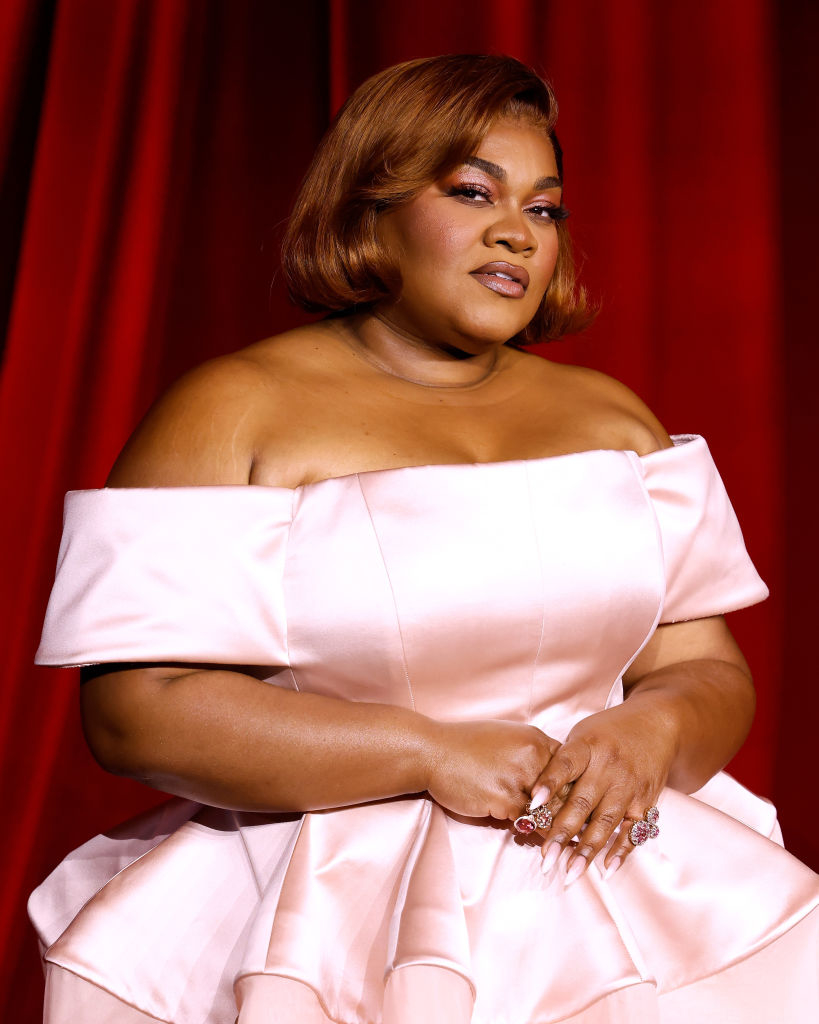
385;196;472;261
535;235;560;290
402;213;468;269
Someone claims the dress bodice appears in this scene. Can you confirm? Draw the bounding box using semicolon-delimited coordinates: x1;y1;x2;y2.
38;435;766;741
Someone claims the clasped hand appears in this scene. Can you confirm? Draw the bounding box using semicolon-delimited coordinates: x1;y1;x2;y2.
424;702;678;880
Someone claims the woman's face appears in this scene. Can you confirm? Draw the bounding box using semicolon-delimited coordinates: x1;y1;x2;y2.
376;119;563;352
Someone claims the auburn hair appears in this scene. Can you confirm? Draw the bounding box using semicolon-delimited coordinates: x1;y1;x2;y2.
281;54;594;341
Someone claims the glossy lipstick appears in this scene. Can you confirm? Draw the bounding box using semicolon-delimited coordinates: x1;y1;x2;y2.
470;261;530;299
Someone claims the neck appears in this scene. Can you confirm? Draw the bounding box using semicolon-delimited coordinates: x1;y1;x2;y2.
335;312;503;390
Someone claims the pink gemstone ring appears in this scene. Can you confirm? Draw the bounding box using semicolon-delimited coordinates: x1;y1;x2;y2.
629;805;660;846
513;803;553;834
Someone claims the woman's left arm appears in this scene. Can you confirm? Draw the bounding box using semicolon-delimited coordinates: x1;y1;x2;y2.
530;615;755;878
621;615;755;791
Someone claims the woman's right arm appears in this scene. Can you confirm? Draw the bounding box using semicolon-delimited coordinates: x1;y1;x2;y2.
81;663;554;818
80;352;556;819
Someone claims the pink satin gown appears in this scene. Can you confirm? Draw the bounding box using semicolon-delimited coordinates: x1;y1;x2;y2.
31;435;819;1022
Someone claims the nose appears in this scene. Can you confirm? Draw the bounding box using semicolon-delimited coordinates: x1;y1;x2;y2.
483;206;538;255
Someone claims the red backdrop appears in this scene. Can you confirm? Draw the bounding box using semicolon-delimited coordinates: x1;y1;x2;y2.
1;2;817;1018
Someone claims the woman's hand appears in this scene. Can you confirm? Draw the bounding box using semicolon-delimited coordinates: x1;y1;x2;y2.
529;616;755;883
530;701;677;881
423;719;560;821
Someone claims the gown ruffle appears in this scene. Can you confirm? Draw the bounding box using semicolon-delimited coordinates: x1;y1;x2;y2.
31;435;819;1023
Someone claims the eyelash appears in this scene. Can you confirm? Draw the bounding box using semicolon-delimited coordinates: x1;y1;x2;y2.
447;184;569;222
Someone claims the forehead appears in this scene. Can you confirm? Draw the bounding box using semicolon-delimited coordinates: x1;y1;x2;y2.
469;120;559;182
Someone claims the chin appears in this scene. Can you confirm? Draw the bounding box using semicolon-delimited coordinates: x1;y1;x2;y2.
452;313;533;348
386;295;534;351
453;294;540;344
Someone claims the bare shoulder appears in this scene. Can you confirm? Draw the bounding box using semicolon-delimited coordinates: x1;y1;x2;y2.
525;357;673;456
108;326;325;487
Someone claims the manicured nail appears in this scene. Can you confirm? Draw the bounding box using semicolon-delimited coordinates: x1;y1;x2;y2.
541;842;561;875
564;855;587;888
531;786;550;807
602;856;622;880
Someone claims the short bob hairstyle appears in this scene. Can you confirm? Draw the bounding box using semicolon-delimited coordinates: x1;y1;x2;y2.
282;54;593;342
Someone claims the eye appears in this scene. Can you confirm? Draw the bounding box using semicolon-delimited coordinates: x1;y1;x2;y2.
527;203;570;223
447;184;493;203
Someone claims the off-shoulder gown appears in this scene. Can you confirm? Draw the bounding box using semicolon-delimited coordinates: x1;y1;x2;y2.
31;436;819;1023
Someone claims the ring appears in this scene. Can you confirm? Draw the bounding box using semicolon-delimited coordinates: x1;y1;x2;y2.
628;805;660;846
513;802;553;834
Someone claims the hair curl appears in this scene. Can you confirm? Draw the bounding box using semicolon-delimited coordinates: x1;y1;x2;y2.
281;54;594;341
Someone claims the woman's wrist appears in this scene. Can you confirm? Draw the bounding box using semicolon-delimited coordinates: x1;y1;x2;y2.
623;658;754;792
619;685;683;778
412;714;446;795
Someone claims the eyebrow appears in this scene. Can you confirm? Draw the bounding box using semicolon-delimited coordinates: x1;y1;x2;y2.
463;156;562;190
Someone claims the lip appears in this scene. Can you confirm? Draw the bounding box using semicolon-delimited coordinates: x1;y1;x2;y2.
470;261;530;299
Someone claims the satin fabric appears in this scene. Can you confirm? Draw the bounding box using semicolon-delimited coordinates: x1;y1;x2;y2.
30;436;819;1022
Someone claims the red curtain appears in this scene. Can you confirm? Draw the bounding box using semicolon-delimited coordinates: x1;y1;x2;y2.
1;1;815;1017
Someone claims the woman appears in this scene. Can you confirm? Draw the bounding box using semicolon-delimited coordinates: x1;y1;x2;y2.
31;55;819;1023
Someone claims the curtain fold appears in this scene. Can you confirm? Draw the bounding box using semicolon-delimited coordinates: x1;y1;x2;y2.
0;1;807;1018
0;0;56;355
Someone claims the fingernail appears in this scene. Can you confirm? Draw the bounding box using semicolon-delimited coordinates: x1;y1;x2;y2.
541;841;561;875
564;855;587;887
531;786;550;807
602;856;622;880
